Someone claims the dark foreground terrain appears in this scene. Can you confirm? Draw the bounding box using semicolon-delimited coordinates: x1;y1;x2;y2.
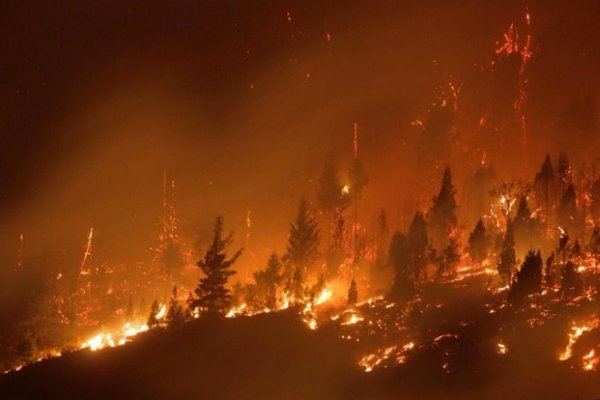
2;300;600;399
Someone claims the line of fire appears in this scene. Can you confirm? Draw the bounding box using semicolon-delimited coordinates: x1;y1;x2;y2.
2;2;600;399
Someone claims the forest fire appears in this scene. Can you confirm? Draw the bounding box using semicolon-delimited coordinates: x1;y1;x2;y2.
4;2;600;399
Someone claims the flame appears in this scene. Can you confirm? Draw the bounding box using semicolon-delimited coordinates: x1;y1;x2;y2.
582;349;599;371
559;318;599;361
496;342;508;355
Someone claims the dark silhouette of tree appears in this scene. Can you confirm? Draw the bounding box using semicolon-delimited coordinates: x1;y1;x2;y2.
509;250;543;303
590;225;600;272
388;232;414;299
317;158;349;245
534;154;555;224
467;219;489;265
558;183;577;233
591;179;600;223
348;157;368;263
160;240;186;279
436;236;460;277
347;279;358;306
512;195;542;252
166;286;185;327
289;268;305;302
326;212;346;277
561;261;579;301
253;253;282;310
498;221;516;283
464;163;497;227
557;152;572;196
125;298;134;321
545;252;555;288
310;274;326;302
428;166;458;249
407;211;430;280
147;300;160;328
191;216;242;317
287;196;320;275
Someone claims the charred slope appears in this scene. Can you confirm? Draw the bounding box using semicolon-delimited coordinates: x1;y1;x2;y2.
0;311;360;400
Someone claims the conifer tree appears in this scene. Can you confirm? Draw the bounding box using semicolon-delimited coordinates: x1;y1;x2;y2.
347;279;358;306
428;166;458;249
561;261;579;301
534;154;555;223
498;221;516;283
147;300;160;328
557;152;572;195
407;211;429;280
290;268;305;302
590;225;600;271
317;158;348;217
558;183;577;232
166;286;185;327
545;252;555;287
467;219;490;265
437;236;460;277
509;250;543;303
388;232;414;299
253;253;282;310
191;216;242;316
287;197;320;275
326;212;346;277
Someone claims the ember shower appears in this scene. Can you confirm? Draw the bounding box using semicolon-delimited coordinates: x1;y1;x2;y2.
2;1;600;399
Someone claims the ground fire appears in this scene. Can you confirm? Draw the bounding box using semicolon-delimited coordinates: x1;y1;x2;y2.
2;1;600;399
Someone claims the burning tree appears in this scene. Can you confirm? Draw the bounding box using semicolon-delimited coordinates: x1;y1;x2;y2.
191;216;243;317
428;166;458;250
317;158;349;237
166;286;185;327
467;219;489;266
509;250;543;303
497;220;516;283
286;197;320;276
534;154;556;224
252;253;283;310
347;279;358;306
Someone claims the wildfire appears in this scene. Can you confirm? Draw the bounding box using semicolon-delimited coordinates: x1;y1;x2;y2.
582;349;599;371
80;321;149;352
559;318;599;361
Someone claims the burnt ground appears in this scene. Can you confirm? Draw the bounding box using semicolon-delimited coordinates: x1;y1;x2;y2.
2;279;600;400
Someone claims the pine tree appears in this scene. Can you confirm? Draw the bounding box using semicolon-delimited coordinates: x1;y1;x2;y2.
467;219;489;266
347;279;358;306
348;157;368;263
191;216;243;317
388;232;414;299
498;221;516;283
253;253;282;310
166;286;185;327
407;211;429;280
558;183;577;232
561;261;579;301
590;225;600;272
147;300;160;328
326;212;346;277
310;274;326;302
437;236;460;277
125;298;134;321
290;268;305;302
317;158;348;216
545;252;555;287
591;179;600;222
428;166;458;249
509;250;543;303
557;152;572;195
287;197;320;275
534;154;555;224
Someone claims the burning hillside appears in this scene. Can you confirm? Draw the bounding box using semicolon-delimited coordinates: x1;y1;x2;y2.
3;1;600;399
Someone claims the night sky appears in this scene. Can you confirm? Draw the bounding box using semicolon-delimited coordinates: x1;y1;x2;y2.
2;0;600;274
